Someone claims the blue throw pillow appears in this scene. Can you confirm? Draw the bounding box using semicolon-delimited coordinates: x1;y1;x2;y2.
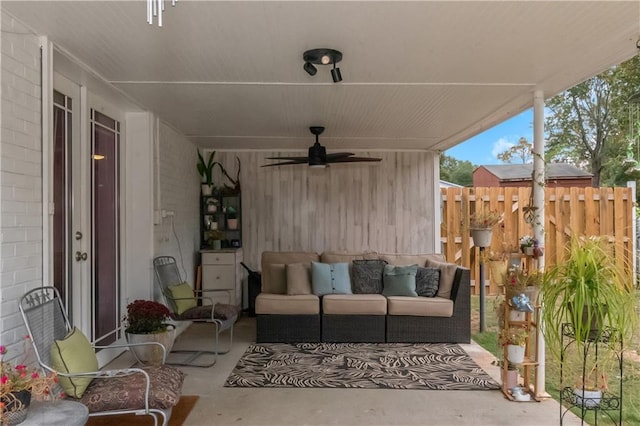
311;262;352;296
382;264;418;297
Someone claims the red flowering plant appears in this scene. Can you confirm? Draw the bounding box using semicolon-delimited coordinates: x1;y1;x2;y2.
124;300;171;334
0;337;62;415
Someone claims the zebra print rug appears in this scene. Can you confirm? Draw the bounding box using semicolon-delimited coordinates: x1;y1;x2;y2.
225;342;500;390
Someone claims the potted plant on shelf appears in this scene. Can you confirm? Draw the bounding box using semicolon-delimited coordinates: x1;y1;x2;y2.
519;235;543;257
498;326;529;364
540;235;636;360
469;209;502;247
502;267;540;322
485;249;509;287
197;149;217;196
226;206;239;230
207;229;224;250
124;300;175;365
572;367;607;408
206;197;218;213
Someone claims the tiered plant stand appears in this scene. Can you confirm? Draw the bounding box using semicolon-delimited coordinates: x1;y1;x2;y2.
501;304;541;402
559;323;623;425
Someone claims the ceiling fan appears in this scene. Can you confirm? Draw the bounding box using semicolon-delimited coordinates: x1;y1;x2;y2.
262;127;382;168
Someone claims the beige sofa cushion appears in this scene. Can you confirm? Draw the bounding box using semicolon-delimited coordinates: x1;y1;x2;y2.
424;258;458;299
255;293;319;315
379;253;445;266
264;263;287;294
387;296;453;317
320;251;365;263
323;294;387;315
261;251;319;293
286;263;312;295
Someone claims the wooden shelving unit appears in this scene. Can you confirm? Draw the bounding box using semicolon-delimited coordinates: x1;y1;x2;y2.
501;304;541;401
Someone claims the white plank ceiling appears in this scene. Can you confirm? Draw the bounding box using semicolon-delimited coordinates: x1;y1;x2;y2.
3;1;639;151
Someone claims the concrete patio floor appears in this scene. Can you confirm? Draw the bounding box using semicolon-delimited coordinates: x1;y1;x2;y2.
114;317;582;425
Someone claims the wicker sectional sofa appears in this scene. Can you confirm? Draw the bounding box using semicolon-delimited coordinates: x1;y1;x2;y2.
255;251;470;344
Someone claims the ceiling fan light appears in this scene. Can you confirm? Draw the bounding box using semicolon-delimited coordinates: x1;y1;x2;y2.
309;164;327;169
331;66;342;83
303;62;317;76
308;141;327;166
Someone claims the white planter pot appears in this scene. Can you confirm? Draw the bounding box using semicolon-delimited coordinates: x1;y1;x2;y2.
506;344;525;364
126;327;175;366
573;388;602;408
524;246;534;256
470;228;493;248
201;184;213;196
509;310;526;322
207;204;217;213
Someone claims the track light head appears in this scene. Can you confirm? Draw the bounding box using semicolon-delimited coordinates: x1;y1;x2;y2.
331;66;342;83
303;62;317;76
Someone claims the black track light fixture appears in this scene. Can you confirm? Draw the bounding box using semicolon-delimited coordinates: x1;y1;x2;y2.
302;48;343;83
303;61;317;76
331;63;342;83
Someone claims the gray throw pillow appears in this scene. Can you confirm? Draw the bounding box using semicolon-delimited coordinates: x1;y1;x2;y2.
351;260;387;294
416;267;440;297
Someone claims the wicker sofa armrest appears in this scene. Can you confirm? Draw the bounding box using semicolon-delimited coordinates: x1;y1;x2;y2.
449;266;471;319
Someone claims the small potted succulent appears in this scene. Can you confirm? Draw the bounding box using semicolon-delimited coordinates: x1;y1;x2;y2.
226;206;239;230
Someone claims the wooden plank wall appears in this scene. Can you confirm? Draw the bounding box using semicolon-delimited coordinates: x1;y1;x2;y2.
213;151;439;269
441;186;634;294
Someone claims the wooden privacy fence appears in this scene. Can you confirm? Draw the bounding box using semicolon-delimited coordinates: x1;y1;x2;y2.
440;186;634;295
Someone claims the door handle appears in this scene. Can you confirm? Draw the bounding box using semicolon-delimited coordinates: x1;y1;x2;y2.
75;251;88;262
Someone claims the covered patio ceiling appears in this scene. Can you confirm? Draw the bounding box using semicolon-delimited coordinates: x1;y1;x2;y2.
3;1;639;151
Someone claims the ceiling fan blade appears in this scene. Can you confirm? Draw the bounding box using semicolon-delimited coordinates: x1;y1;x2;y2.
326;152;355;160
261;160;309;167
328;156;382;163
265;156;310;161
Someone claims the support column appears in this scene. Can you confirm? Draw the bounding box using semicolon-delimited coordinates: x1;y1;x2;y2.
533;90;547;396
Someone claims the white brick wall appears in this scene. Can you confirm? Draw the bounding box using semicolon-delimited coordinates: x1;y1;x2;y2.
154;122;199;285
0;11;43;353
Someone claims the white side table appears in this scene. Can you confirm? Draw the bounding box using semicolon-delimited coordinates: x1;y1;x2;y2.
23;400;89;426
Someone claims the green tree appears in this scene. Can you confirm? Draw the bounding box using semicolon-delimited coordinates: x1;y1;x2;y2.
440;154;476;186
545;55;640;186
497;137;533;163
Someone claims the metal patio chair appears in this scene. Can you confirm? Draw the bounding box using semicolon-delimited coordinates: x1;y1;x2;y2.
19;286;184;426
153;256;238;367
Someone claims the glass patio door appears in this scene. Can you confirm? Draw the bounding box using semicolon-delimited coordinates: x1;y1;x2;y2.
52;73;122;346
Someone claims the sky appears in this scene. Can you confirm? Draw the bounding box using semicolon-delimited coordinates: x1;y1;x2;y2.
445;109;534;165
